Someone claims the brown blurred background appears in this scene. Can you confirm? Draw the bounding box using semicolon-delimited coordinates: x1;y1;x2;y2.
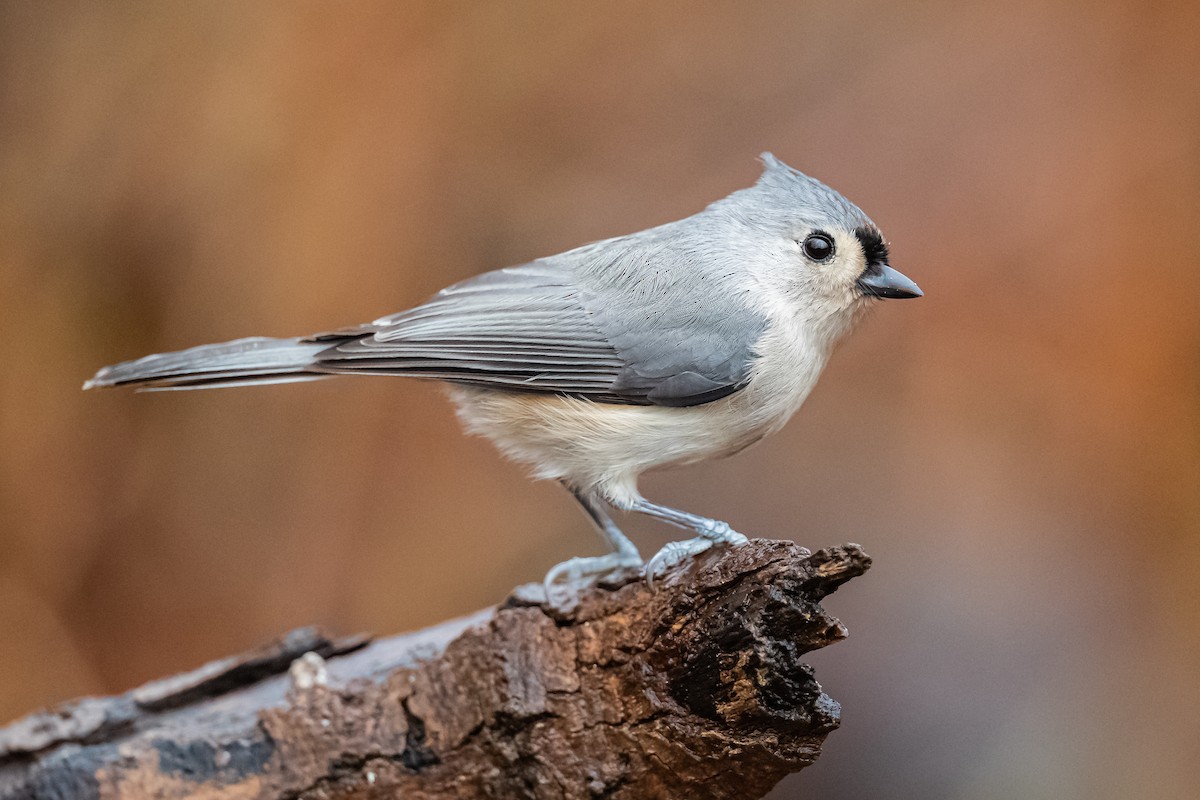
1;1;1197;797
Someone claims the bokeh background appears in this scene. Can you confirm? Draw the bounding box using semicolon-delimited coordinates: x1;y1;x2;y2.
2;2;1198;797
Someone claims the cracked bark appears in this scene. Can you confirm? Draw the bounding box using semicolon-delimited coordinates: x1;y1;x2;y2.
0;540;870;800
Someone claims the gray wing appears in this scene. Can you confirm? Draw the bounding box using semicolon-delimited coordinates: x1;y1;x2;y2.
313;257;767;407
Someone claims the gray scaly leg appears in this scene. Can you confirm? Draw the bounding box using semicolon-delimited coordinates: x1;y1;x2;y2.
544;486;644;591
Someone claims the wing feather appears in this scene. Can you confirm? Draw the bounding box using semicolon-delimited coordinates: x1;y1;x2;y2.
311;255;766;406
313;262;641;398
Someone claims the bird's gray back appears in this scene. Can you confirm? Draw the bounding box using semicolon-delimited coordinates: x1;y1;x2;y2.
316;215;769;407
566;220;769;405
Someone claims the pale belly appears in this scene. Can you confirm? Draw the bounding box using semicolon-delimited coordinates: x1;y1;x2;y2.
447;336;825;508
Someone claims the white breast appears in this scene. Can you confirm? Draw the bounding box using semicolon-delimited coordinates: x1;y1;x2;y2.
448;314;829;509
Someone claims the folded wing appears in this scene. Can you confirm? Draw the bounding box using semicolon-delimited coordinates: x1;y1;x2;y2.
313;259;764;407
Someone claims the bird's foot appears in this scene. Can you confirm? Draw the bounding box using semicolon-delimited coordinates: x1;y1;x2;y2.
543;551;644;605
645;524;749;588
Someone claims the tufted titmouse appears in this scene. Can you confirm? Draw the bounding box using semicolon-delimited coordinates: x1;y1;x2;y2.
86;154;921;586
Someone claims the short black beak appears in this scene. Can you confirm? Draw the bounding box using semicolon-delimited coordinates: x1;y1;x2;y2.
857;264;923;299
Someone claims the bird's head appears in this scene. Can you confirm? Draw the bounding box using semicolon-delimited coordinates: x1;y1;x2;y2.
716;153;921;341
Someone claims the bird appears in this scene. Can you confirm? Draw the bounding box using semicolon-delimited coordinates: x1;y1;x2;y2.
85;153;921;588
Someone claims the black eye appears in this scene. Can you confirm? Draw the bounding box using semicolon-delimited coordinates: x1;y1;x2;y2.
802;232;835;262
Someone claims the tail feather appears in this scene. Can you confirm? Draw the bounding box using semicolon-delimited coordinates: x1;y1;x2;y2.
84;336;333;391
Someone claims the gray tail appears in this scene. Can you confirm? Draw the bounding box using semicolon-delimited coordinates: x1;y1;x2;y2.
83;336;335;391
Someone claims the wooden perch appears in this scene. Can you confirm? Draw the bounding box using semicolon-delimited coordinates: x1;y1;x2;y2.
0;540;870;800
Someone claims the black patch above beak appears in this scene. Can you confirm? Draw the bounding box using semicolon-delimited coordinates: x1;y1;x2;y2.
857;264;923;299
852;226;922;299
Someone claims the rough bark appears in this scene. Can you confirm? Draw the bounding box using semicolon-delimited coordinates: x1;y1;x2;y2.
0;540;870;800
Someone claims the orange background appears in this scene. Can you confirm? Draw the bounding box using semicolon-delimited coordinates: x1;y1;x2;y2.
1;2;1197;797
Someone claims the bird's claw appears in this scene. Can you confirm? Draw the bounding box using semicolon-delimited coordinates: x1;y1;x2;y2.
542;552;644;606
644;529;749;589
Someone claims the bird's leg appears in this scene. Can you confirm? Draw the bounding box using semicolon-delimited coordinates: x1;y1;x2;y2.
631;499;749;585
543;485;644;590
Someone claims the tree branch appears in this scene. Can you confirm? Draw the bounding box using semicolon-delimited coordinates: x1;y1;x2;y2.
0;540;870;800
